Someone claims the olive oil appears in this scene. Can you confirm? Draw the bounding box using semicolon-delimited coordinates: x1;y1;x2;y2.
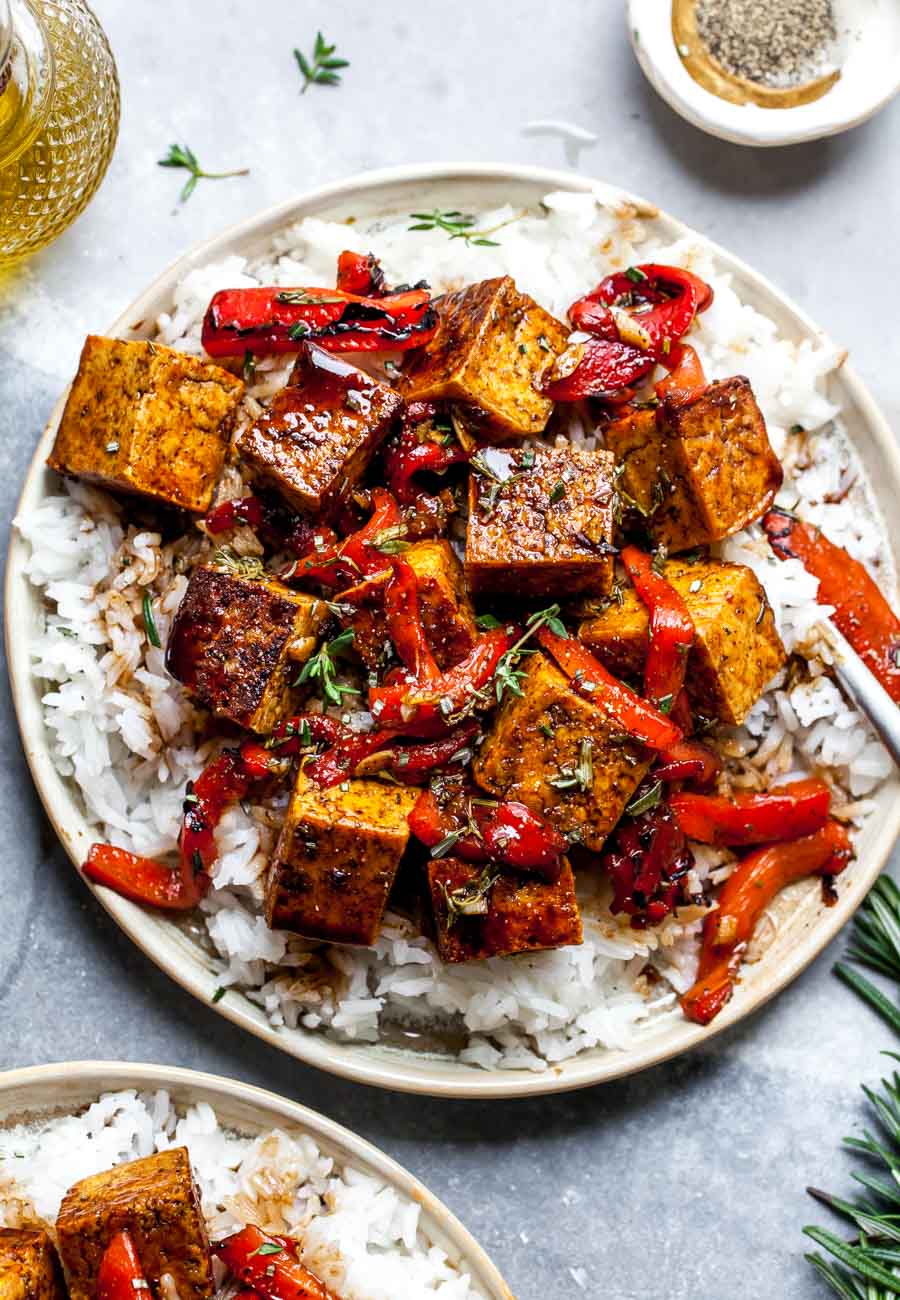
0;0;119;267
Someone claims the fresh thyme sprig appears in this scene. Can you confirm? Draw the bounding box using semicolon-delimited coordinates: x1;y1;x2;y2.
804;877;900;1296
212;547;266;580
407;208;526;249
294;629;360;706
492;604;568;704
294;32;349;93
158;143;249;204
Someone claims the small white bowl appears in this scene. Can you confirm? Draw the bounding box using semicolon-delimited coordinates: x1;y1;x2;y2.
629;0;900;147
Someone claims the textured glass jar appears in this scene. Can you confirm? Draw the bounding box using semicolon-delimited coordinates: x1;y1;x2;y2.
0;0;119;267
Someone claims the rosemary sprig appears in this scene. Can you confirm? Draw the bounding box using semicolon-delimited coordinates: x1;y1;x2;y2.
212;547;267;580
407;208;525;249
294;32;349;93
158;143;249;204
294;629;360;706
804;877;900;1296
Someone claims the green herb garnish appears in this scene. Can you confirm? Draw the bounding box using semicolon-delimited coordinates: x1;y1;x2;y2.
158;143;249;204
211;986;226;1004
142;593;161;648
476;613;503;631
440;867;498;925
213;547;266;580
369;524;410;555
243;351;256;383
294;629;359;706
294;32;349;93
625;779;663;816
492;605;566;705
407;208;524;249
248;1242;285;1259
549;739;594;792
625;266;648;284
549;480;566;505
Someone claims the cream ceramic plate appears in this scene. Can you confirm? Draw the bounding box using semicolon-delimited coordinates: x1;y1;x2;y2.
0;1060;512;1299
6;164;900;1097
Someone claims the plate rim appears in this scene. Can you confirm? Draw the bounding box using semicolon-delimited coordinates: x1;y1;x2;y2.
0;1059;513;1300
6;160;900;1098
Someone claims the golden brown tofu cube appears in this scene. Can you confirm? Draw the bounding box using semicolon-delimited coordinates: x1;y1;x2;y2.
605;377;783;551
465;445;616;598
473;652;651;851
579;557;786;725
56;1148;212;1300
237;341;402;517
345;539;478;671
0;1230;65;1300
47;336;244;513
266;768;418;945
166;564;325;733
427;857;582;962
399;277;568;439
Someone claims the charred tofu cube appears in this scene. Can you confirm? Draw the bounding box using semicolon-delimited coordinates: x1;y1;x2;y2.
237;341;402;517
427;857;582;962
579;557;786;725
399;277;568;439
465;445;616;598
605;377;783;551
0;1230;65;1300
56;1148;212;1300
266;768;418;945
345;539;478;671
472;652;651;851
47;335;244;513
166;564;325;733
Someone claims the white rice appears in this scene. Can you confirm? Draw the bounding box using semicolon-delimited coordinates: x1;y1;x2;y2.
0;1090;479;1300
15;189;894;1071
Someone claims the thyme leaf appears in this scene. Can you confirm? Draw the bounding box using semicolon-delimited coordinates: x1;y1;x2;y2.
407;208;525;249
440;868;499;925
294;629;359;706
158;143;249;204
294;32;349;93
142;593;161;648
548;738;594;793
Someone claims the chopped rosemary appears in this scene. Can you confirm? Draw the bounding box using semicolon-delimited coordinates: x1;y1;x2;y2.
369;523;410;555
157;143;249;204
294;32;349;93
211;986;226;1004
625;779;663;816
294;629;359;706
248;1242;285;1259
276;289;347;306
213;547;266;580
549;739;594;792
624;265;648;284
440;868;499;925
142;593;161;648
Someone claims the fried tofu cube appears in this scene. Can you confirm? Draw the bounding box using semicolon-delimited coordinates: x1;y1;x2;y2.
0;1230;65;1300
56;1148;212;1300
399;277;568;439
166;564;325;733
579;557;786;725
237;341;402;517
472;652;651;851
465;445;616;598
427;856;582;962
605;377;783;551
346;539;478;671
266;768;418;945
47;335;244;513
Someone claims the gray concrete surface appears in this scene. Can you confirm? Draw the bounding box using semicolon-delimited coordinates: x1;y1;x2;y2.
1;3;899;1296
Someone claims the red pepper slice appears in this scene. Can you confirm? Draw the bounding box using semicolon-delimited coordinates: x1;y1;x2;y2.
83;844;196;910
290;489;400;588
600;798;695;926
654;738;722;788
384;414;470;506
368;626;515;734
670;778;831;846
763;509;900;703
681;819;852;1025
214;1225;336;1300
335;249;388;296
204;495;266;534
621;544;695;707
542;337;655;402
201;286;437;358
408;788;565;880
537;627;683;751
655;342;707;404
383;559;440;681
97;1232;148;1300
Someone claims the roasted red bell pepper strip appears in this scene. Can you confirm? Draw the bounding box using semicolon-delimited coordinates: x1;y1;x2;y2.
383;559;440;681
681;819;852;1025
384;411;470;506
201;285;437;358
291;489;400;588
621;544;695;707
655;342;707;403
408;788;566;879
670;778;831;846
83;844;195;910
600;798;695;926
542;337;655;401
97;1232;148;1300
215;1225;336;1300
271;714;478;787
763;509;900;703
537;627;683;751
654;738;722;787
206;494;338;563
571;264;713;361
368;626;515;734
204;495;265;534
335;249;388;296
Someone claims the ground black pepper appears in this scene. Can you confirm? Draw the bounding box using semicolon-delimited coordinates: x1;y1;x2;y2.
695;0;838;89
